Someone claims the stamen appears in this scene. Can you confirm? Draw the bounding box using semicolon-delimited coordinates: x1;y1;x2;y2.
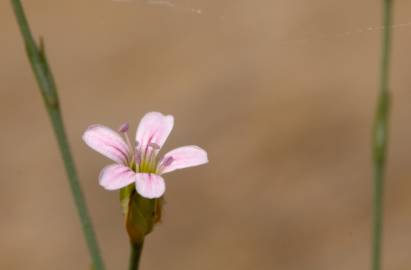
138;142;163;172
118;122;129;133
162;156;174;167
157;156;174;173
121;128;133;151
134;146;141;165
118;122;134;165
135;141;144;170
148;142;160;150
147;143;161;172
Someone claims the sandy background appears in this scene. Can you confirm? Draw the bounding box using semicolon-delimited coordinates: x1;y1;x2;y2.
1;1;411;269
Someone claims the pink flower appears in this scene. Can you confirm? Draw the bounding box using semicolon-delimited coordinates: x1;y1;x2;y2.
83;112;208;199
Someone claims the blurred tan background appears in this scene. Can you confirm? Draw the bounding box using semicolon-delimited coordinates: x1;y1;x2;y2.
2;1;411;269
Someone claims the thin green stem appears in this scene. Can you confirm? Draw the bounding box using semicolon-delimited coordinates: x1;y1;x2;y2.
128;241;144;270
11;1;105;269
372;1;393;270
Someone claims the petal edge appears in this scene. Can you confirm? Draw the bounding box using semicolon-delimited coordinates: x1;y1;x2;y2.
83;124;130;164
99;164;136;190
158;145;208;174
135;173;166;199
135;112;174;152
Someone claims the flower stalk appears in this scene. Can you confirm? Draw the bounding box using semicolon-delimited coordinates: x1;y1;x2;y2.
128;241;144;270
10;1;105;269
372;1;393;270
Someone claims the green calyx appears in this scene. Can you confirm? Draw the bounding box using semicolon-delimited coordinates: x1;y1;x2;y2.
120;185;163;244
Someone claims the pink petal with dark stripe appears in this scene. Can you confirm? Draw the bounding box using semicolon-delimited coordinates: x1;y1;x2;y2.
135;112;174;152
158;145;208;175
135;173;166;199
83;124;130;164
99;164;136;190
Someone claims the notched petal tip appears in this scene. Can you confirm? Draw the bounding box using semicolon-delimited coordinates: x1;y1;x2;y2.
136;112;175;151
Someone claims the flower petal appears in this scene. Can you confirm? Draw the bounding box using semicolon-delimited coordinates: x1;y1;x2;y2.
135;173;166;199
99;164;136;190
158;145;208;174
135;112;174;151
83;124;130;164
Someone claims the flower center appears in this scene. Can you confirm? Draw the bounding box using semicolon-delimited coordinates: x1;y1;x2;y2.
118;123;163;174
138;142;160;173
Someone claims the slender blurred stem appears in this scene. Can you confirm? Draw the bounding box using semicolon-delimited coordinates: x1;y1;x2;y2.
372;1;393;270
128;241;144;270
11;1;105;270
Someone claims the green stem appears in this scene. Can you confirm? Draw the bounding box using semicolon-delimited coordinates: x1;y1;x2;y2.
128;241;144;270
372;1;393;270
10;1;105;270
